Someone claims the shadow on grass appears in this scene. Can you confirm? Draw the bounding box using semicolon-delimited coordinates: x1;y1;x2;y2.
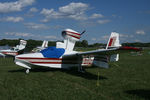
8;67;59;73
62;69;107;80
125;89;150;99
8;67;107;80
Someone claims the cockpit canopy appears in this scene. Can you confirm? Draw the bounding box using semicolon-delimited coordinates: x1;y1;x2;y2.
40;47;65;58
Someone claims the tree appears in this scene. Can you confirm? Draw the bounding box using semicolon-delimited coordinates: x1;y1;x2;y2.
81;40;88;47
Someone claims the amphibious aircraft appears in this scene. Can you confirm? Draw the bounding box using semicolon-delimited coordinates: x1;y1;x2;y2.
15;29;140;74
31;40;48;52
0;40;27;57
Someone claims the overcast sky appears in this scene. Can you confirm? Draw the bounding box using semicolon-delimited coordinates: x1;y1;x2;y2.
0;0;150;44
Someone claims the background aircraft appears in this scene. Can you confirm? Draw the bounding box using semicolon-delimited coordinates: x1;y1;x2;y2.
15;29;140;74
0;40;27;57
31;40;48;53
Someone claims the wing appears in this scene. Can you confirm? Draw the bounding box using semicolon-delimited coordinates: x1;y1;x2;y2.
64;46;141;57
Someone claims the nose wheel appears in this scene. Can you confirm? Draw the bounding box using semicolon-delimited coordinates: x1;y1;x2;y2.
26;69;30;74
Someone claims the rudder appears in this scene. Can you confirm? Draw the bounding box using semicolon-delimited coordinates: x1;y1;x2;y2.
106;32;121;49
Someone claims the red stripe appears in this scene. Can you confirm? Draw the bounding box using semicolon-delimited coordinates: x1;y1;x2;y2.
83;63;92;64
119;46;141;51
66;31;80;36
108;38;113;46
2;52;18;54
30;62;79;64
67;34;80;39
17;57;62;60
30;62;62;64
2;52;18;55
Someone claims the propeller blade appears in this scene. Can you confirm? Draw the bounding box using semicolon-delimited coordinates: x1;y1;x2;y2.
81;30;86;35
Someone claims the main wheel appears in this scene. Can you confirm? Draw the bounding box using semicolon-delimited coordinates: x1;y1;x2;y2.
26;69;29;74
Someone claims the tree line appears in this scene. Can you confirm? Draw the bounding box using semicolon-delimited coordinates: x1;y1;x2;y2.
0;39;150;51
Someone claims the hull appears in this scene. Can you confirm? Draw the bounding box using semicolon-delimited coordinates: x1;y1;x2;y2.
15;55;93;70
0;50;18;57
15;56;80;69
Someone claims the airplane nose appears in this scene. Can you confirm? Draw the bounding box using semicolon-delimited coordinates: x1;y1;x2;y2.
14;54;23;63
15;54;23;60
15;53;44;63
15;54;32;71
15;54;30;64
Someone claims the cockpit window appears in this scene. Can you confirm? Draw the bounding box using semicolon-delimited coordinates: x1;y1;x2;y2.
40;46;65;58
15;49;19;51
11;48;14;50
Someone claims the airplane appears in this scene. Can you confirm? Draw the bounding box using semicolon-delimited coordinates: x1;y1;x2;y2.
31;40;48;52
0;40;27;57
14;29;141;74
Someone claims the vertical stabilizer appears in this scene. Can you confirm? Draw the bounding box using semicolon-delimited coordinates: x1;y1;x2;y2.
42;40;48;48
15;40;27;51
106;32;121;62
106;32;121;49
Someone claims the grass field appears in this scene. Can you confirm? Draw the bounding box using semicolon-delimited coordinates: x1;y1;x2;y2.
0;49;150;100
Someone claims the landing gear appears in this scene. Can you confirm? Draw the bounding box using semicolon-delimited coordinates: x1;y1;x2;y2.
26;69;30;74
78;65;85;73
77;54;85;73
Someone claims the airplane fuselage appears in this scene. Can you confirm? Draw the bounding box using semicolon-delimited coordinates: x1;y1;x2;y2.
0;49;18;57
15;50;94;70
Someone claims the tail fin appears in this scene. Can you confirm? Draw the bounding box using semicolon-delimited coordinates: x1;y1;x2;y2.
16;40;27;51
106;32;121;62
56;29;81;52
41;40;48;48
106;32;121;49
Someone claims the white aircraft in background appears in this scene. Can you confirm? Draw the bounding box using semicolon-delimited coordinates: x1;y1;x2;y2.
0;40;27;57
15;29;141;74
31;40;48;52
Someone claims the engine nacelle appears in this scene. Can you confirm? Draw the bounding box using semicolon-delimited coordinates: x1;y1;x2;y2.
57;29;81;52
62;29;81;42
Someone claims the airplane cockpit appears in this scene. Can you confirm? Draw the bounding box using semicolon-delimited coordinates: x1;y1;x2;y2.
10;47;19;51
40;46;65;58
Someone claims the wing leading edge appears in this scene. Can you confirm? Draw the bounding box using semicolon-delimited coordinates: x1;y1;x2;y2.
64;46;141;58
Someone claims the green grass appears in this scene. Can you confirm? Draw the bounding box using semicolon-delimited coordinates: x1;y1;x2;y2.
0;49;150;100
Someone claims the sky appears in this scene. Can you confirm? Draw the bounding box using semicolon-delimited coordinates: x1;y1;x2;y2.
0;0;150;44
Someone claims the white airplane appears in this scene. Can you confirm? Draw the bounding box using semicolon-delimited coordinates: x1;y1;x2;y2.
15;29;141;74
0;40;27;57
31;40;48;52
